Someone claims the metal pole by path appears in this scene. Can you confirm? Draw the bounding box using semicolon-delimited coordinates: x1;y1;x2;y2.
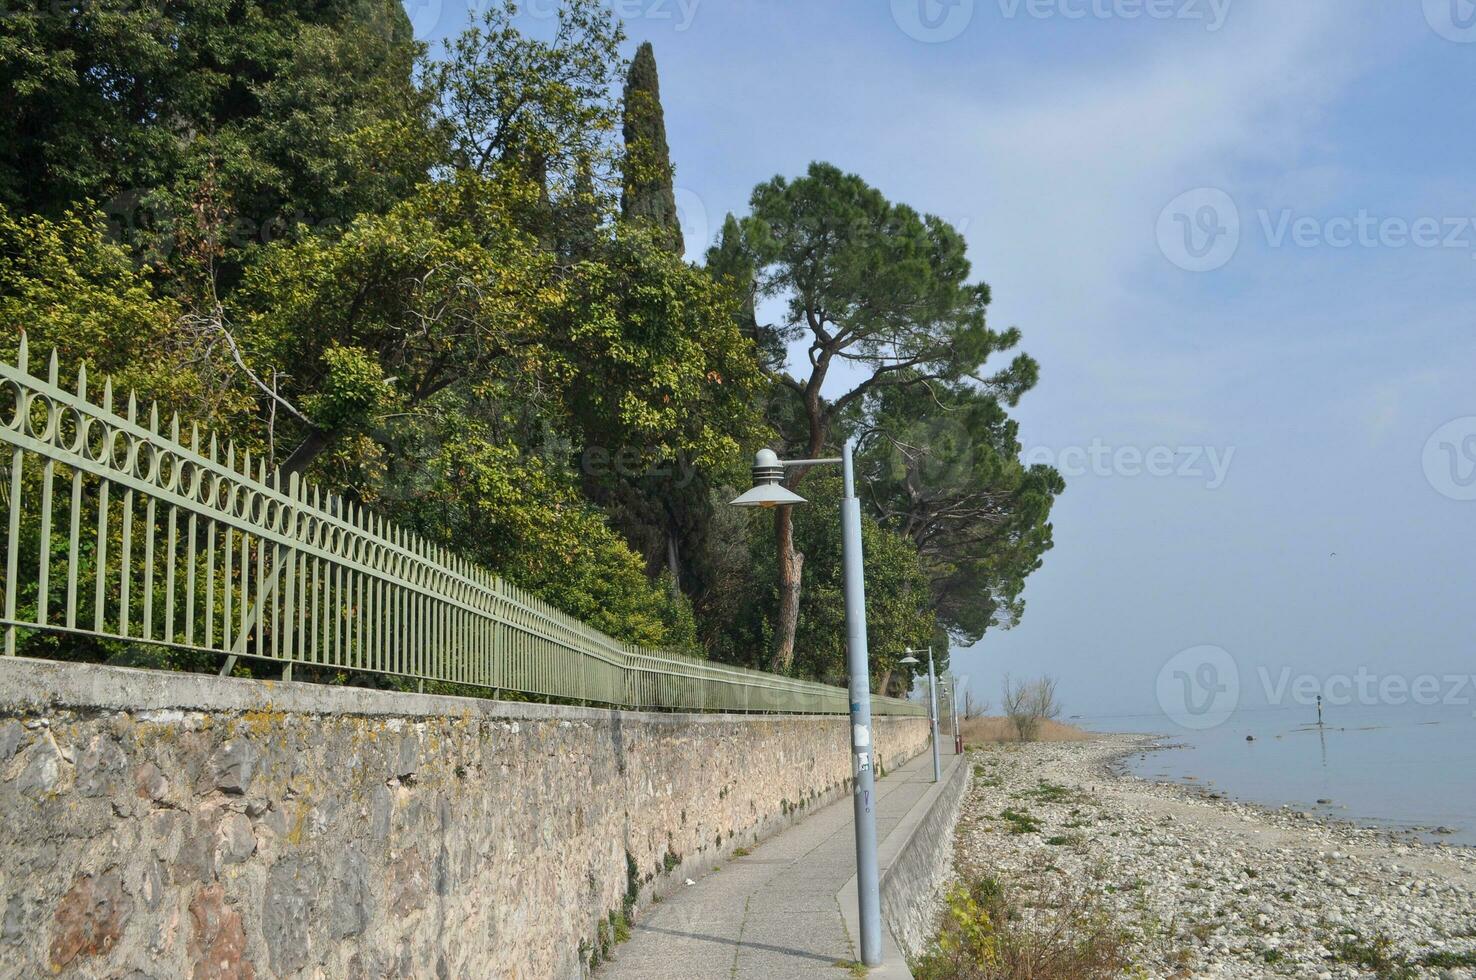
840;438;882;967
927;649;940;782
953;686;963;753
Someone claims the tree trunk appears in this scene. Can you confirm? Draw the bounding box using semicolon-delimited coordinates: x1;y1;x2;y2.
280;427;332;480
770;504;803;674
665;529;681;597
770;418;826;675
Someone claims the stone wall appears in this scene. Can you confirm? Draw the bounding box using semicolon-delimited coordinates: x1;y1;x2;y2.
0;658;928;979
879;753;971;960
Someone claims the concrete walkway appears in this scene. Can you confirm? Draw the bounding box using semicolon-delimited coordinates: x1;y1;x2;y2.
602;748;961;980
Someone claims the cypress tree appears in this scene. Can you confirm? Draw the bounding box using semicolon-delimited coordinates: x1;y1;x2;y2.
620;42;684;254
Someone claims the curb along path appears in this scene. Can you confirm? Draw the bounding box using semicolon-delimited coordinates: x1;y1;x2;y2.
602;749;965;980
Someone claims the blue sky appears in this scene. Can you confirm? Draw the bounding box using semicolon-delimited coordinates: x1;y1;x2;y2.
410;1;1476;720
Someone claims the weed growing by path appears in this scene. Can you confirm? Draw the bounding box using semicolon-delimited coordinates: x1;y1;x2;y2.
912;867;1132;980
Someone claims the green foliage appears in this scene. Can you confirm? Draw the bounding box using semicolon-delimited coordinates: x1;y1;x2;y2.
620;42;682;254
913;872;1130;980
230;172;556;471
371;404;696;649
860;380;1062;644
0;206;175;362
0;1;1054;692
1329;932;1419;980
715;162;1048;670
301;344;397;435
553;223;766;473
0;0;433;260
428;1;624;191
0;204;255;432
997;809;1042;835
739;161;1038;444
718;474;935;686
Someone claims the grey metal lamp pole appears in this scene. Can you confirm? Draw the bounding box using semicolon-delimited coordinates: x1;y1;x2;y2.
900;647;941;782
952;681;963;752
731;440;884;967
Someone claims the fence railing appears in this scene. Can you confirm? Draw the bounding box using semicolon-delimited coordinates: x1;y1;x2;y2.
0;337;923;717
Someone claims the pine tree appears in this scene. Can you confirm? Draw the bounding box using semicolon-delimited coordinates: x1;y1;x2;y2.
620;42;684;254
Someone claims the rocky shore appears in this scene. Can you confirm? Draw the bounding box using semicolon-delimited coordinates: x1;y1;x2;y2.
949;735;1476;978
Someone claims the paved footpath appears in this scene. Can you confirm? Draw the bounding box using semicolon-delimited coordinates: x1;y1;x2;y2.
602;748;958;980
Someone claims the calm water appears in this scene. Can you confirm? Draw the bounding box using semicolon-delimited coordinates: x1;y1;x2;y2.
1077;703;1476;846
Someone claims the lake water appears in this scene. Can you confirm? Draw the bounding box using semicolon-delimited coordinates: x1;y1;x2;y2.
1076;703;1476;847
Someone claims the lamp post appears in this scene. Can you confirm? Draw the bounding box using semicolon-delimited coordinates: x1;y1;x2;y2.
900;647;941;783
731;441;884;967
940;679;961;754
950;681;962;753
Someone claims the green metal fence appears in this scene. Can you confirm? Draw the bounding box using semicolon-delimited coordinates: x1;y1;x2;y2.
0;336;923;717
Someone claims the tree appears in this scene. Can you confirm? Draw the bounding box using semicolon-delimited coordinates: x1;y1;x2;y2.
716;474;937;689
860;379;1062;644
0;204;255;431
1002;674;1060;742
620;42;682;254
962;690;988;721
0;0;434;264
720;162;1039;672
553;221;767;593
371;398;697;648
428;2;624;210
226;173;557;478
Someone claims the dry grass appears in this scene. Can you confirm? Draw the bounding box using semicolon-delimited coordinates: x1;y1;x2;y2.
961;716;1094;746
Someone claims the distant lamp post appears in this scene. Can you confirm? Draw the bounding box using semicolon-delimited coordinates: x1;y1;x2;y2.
731;439;884;967
899;647;941;783
939;679;962;754
951;682;962;753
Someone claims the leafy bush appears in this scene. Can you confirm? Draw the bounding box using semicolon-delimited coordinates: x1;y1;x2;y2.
913;872;1130;980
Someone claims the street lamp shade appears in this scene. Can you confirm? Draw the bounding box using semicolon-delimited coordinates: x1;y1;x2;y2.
731;449;808;508
730;483;808;508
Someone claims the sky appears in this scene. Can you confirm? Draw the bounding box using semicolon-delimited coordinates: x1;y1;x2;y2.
407;0;1476;722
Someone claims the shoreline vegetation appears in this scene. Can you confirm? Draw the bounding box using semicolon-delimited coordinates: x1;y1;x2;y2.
916;734;1476;979
960;716;1095;745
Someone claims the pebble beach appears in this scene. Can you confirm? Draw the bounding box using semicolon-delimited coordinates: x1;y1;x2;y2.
948;735;1476;978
